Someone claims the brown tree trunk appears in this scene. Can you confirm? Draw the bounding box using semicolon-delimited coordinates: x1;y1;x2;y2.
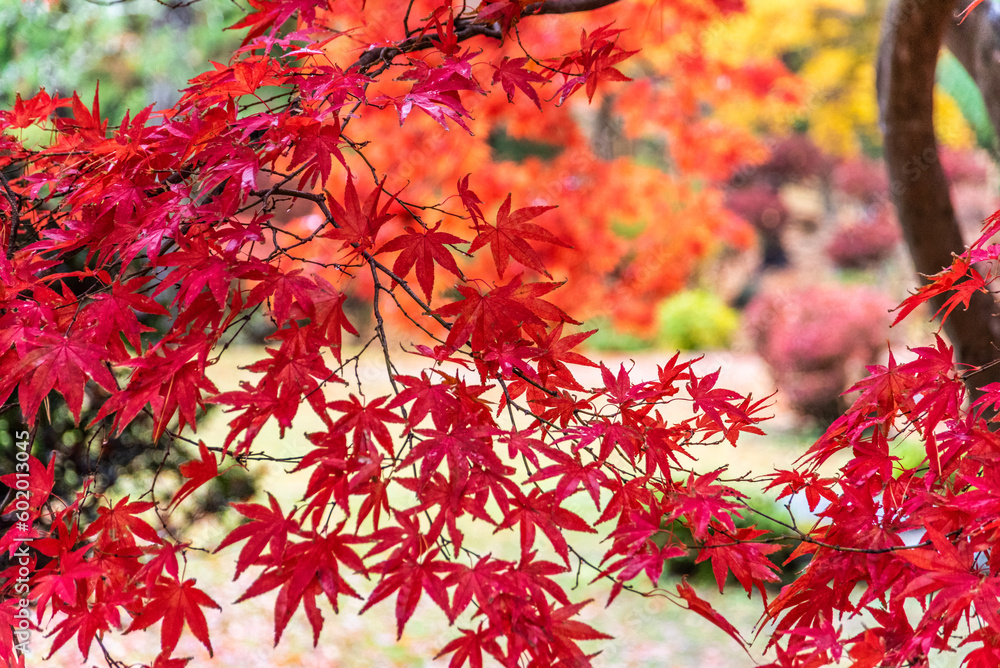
877;0;1000;396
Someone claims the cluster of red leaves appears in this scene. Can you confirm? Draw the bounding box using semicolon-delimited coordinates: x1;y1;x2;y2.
4;1;1000;668
0;2;778;666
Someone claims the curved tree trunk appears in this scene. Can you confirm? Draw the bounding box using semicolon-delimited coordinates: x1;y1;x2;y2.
877;0;1000;396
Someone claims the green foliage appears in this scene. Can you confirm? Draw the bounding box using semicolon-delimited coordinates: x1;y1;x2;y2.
937;49;998;153
655;289;740;351
583;316;652;352
0;0;241;123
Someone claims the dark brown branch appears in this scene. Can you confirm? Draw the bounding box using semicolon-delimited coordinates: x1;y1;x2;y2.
350;0;621;73
877;0;1000;398
528;0;619;14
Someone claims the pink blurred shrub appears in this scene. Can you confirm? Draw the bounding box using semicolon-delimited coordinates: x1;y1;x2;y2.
759;134;831;184
941;148;989;186
833;158;889;204
745;284;894;422
725;183;789;232
825;210;902;269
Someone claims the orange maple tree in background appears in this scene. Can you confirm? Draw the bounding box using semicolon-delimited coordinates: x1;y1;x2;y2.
4;1;1000;668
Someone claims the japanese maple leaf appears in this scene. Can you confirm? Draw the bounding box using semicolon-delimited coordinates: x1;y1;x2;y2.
0;454;54;511
545;600;613;661
155;237;234;309
360;549;452;639
696;526;782;603
467;193;568;278
82;276;168;354
687;368;751;442
457;174;485;228
495;488;595;565
555;24;638;103
169;441;219;510
387;372;462;431
444;555;508;621
82;496;162;549
377;223;466;302
328;394;405;456
215;492;298;577
14;332;117;425
394;53;483;132
126;577;221;658
44;582;131;661
892;255;986;325
228;0;332;43
434;623;502;668
323;172;394;256
669;469;746;540
492;57;546;109
675;580;747;649
286;116;347;189
475;0;537;33
435;275;575;351
295;275;359;361
526;322;596;388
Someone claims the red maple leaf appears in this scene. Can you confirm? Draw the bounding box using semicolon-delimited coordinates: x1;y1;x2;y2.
169;441;220;511
675;580;747;649
82;496;162;550
696;526;782;602
126;577;221;658
378;223;466;302
467;193;568;278
14;333;117;425
215;492;299;577
492;57;546;109
393;53;483;132
328;394;405;456
434;623;502;668
435;275;576;351
360;548;452;640
323;172;395;256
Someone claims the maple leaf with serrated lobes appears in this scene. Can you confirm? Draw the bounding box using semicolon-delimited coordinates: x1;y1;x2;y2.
286;116;347;189
83;496;162;549
387;371;462;431
169;441;219;511
378;223;466;302
495;488;595;565
492;57;546;109
328;394;405;456
457;175;485;229
0;454;55;511
555;23;638;104
13;332;117;426
394;52;483;133
467;193;569;279
126;577;221;658
360;548;452;640
687;368;751;439
228;0;333;44
215;492;299;577
669;469;746;540
82;276;168;355
892;255;986;326
434;275;546;350
695;525;782;603
676;580;747;650
323;172;395;257
43;580;131;662
435;623;503;668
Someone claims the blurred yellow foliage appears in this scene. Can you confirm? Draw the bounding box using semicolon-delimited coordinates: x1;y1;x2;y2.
706;0;974;155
